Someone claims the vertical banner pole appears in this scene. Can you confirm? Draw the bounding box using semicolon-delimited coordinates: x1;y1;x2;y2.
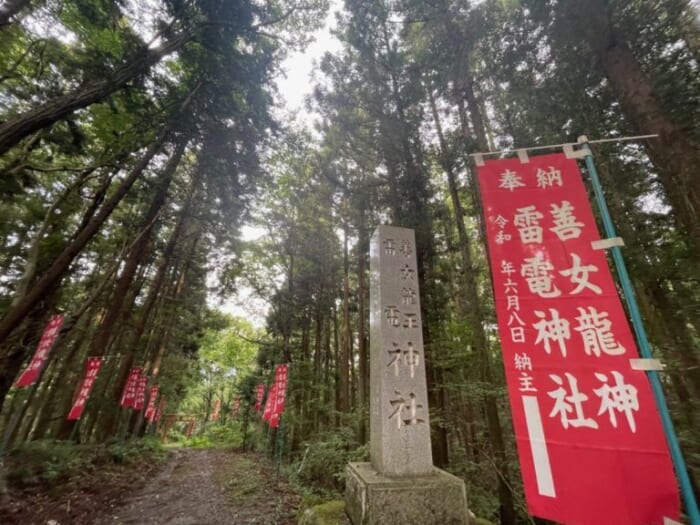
580;139;700;524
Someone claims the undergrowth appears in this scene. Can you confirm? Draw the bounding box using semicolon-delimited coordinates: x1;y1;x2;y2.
5;437;166;491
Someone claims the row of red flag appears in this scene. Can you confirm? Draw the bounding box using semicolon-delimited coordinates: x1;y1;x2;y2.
13;316;162;422
14;315;289;428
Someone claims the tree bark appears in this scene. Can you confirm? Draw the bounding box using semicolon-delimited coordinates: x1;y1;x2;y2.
429;85;516;525
563;0;700;254
0;31;191;155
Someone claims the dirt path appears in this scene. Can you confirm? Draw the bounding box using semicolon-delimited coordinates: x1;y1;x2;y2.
96;448;300;525
0;448;301;525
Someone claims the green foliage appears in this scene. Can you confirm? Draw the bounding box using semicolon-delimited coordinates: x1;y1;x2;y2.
5;438;166;489
291;427;369;494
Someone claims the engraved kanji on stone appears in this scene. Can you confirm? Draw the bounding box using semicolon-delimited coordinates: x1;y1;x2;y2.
403;313;419;329
383;238;396;255
399;240;413;257
400;265;416;281
401;287;417;305
384;305;401;327
389;390;426;429
387;343;402;376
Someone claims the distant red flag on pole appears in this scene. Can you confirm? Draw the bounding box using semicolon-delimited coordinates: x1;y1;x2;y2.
211;399;221;421
232;396;241;418
120;367;141;407
145;386;159;421
262;384;276;422
67;357;103;420
186;418;196;438
254;383;265;412
133;374;148;411
15;314;64;388
270;364;289;428
476;153;679;524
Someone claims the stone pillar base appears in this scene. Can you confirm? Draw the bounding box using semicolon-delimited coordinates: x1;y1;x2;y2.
345;462;469;525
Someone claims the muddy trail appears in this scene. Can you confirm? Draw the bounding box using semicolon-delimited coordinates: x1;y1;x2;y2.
1;448;301;525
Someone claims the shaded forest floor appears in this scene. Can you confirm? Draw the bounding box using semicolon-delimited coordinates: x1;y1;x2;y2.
0;448;303;524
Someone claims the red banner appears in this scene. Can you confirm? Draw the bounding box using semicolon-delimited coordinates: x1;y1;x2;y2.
145;385;159;421
254;383;265;412
15;315;64;387
262;384;276;422
232;396;241;418
67;357;103;420
270;364;289;428
211;399;221;421
120;367;141;407
133;374;148;411
477;153;678;525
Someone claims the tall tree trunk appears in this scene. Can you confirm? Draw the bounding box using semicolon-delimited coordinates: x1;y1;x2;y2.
356;206;368;443
429;85;516;525
0;32;191;155
339;222;351;414
563;0;700;254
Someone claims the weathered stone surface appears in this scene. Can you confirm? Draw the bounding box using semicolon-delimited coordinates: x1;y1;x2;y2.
298;500;349;525
345;462;469;525
369;226;432;477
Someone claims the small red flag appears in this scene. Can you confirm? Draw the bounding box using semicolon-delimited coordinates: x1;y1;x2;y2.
145;386;159;421
120;367;141;407
67;357;103;420
262;384;276;422
211;399;221;421
270;364;289;428
15;315;64;387
231;396;241;417
254;383;265;412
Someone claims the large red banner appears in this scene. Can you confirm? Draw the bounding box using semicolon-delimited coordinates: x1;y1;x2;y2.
120;367;141;407
67;357;103;420
477;153;678;524
270;364;288;428
15;314;64;387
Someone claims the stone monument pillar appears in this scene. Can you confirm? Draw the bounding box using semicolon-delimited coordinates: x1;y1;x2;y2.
345;225;469;525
